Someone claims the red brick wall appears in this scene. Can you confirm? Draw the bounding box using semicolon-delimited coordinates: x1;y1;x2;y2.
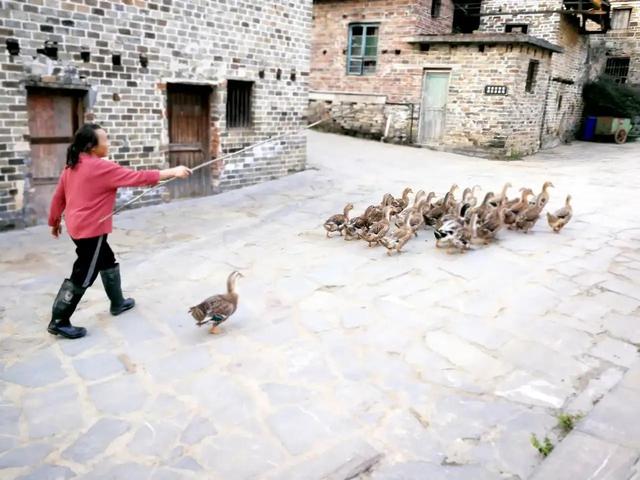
311;0;454;100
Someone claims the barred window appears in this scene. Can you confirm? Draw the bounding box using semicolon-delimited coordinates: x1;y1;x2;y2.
347;23;379;76
605;57;630;84
525;60;539;93
226;80;253;128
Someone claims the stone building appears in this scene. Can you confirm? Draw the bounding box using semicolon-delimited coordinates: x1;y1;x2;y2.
0;0;311;230
589;0;640;85
309;0;612;157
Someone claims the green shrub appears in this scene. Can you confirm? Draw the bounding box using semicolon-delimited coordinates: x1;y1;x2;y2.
583;77;640;118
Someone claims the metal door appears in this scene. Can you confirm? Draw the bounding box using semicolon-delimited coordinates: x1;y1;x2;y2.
418;71;450;144
27;89;84;224
167;84;212;198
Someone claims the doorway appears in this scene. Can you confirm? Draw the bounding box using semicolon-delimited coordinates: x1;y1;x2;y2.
27;88;85;224
167;84;213;198
418;70;450;144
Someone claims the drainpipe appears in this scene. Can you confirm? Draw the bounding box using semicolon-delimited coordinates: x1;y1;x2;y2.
385;102;416;144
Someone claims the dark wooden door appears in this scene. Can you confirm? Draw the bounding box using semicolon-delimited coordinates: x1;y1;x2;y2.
27;89;84;224
167;84;212;198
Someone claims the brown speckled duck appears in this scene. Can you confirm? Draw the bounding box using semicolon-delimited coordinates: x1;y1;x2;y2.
530;181;554;208
515;196;545;233
547;195;573;233
505;188;534;227
362;206;392;247
390;187;413;216
189;271;243;334
324;203;354;237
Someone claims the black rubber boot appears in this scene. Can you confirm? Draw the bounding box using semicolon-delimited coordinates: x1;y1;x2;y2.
48;279;87;339
100;264;135;316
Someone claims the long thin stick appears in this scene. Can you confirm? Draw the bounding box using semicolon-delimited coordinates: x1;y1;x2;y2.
99;118;330;223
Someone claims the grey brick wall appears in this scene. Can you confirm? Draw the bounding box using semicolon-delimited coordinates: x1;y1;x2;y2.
480;0;591;147
0;0;311;230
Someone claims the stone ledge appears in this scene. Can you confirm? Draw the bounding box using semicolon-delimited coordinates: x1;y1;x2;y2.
405;33;565;53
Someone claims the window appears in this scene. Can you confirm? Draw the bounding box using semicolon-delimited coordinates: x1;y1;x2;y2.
226;80;253;128
431;0;441;18
611;8;632;30
347;23;379;76
605;57;630;84
525;60;539;93
505;23;529;33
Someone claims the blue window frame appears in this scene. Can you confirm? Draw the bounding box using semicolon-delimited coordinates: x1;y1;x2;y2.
347;23;379;75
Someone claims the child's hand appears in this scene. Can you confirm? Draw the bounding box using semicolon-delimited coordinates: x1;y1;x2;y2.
51;224;62;238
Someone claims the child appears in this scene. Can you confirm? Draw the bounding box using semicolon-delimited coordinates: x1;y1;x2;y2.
48;123;192;339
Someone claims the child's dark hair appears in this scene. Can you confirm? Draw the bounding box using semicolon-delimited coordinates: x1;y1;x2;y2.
66;123;102;168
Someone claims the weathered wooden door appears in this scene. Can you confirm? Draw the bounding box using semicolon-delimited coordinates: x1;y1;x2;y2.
27;89;84;224
418;71;450;144
167;84;212;198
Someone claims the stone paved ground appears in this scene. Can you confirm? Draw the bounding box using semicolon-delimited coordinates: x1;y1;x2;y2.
1;131;640;479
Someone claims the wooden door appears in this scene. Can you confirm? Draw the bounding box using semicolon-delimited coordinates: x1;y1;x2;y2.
27;89;84;224
418;71;450;144
167;84;212;199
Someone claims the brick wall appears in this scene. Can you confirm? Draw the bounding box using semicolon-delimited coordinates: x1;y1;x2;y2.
309;41;553;156
589;0;640;85
409;43;553;156
479;0;591;146
310;0;454;99
0;0;311;230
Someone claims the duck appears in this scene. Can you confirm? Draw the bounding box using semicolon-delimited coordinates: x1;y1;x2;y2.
462;185;481;208
189;271;243;334
434;216;464;249
413;190;427;207
395;196;427;230
344;205;375;240
530;181;554;208
448;212;477;253
424;192;453;227
547;195;573;233
381;209;415;255
504;188;534;227
490;182;512;207
367;193;394;223
447;183;459;200
361;206;392;246
475;198;506;244
514;196;545;233
474;192;495;223
390;187;413;216
324;203;354;237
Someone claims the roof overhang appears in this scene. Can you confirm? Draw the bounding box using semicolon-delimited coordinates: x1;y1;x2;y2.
405;33;565;54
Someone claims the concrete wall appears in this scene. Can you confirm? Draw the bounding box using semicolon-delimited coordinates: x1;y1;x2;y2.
0;0;311;230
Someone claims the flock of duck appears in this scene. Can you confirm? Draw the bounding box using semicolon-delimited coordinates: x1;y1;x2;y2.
323;182;573;255
186;181;573;335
